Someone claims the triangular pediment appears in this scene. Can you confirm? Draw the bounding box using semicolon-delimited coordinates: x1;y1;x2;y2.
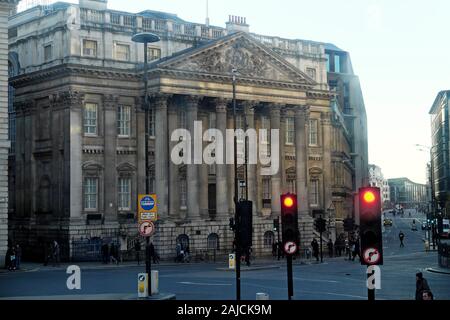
155;32;316;86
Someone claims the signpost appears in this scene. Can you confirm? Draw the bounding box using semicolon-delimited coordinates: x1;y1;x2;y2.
137;194;158;297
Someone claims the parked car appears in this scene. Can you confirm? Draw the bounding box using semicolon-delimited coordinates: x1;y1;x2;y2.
383;218;393;227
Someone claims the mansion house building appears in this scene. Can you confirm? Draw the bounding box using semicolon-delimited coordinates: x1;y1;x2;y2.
7;0;369;260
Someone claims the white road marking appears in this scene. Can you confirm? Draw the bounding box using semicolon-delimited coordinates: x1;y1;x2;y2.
177;281;232;286
293;277;340;284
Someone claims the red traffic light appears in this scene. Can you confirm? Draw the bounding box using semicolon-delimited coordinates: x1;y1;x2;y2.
283;196;295;208
363;191;376;203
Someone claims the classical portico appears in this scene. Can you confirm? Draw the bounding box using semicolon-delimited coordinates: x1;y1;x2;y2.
133;32;332;255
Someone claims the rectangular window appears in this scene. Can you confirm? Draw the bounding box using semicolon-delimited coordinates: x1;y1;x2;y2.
115;43;130;61
260;116;270;144
262;178;271;208
334;55;341;73
306;67;317;80
118;178;131;210
44;44;52;62
309;179;319;206
325;53;330;72
84;103;98;135
117;105;131;137
84;177;98;210
148;47;161;61
180;179;187;208
83;39;98;57
286;117;295;145
309;119;318;146
148;107;155;137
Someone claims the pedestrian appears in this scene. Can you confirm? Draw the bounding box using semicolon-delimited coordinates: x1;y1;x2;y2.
5;246;13;271
399;231;405;247
327;239;334;258
416;272;433;300
52;240;60;267
184;245;191;263
352;239;361;262
134;241;141;265
15;244;22;270
344;239;350;260
311;238;319;262
272;242;277;258
110;242;118;265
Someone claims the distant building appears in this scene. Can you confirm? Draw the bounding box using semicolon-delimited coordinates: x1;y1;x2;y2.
368;164;390;209
429;90;450;217
388;178;428;209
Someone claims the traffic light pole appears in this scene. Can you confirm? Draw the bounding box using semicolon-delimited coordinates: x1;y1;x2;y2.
287;255;294;300
367;266;375;301
320;231;323;263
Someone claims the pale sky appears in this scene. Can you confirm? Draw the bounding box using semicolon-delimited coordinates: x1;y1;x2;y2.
19;0;450;184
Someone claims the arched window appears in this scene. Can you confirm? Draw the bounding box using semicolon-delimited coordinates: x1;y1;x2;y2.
207;233;219;250
263;231;275;248
176;234;190;250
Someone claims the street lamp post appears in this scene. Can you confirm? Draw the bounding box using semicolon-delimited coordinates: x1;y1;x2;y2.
132;32;160;297
231;68;241;301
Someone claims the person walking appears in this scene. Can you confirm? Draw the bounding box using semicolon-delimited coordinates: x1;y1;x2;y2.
399;231;405;247
311;239;319;262
416;272;433;300
15;244;22;270
352;239;361;262
134;241;141;265
110;242;118;265
52;240;60;267
5;246;14;271
327;239;334;258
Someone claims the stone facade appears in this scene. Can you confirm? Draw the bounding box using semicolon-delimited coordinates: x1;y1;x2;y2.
8;0;368;261
0;0;19;268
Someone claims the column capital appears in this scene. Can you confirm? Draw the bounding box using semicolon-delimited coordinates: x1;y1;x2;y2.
295;105;311;119
321;111;332;125
181;95;202;109
150;93;171;110
50;91;85;111
269;103;283;116
103;94;120;110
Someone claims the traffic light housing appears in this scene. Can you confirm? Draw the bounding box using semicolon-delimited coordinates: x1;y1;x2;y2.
273;218;280;232
280;194;299;250
236;200;253;250
314;217;327;233
359;187;383;266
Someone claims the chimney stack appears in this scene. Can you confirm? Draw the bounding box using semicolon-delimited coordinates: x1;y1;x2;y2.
226;14;249;33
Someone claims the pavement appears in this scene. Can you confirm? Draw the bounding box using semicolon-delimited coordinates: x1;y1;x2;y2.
1;209;449;300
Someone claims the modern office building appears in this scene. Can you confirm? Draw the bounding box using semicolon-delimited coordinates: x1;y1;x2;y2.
388;178;428;209
429;90;450;217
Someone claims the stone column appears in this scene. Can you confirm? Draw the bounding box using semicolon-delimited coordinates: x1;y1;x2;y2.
321;111;333;228
168;102;179;220
103;95;119;221
185;96;201;220
270;104;282;217
295;106;310;216
244;101;257;213
153;95;169;217
69;92;85;220
215;99;229;219
198;111;209;219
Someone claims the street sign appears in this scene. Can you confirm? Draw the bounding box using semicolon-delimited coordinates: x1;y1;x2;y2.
138;194;157;223
140;212;158;222
138;273;148;298
139;221;155;237
229;254;236;269
363;247;381;265
284;241;298;255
